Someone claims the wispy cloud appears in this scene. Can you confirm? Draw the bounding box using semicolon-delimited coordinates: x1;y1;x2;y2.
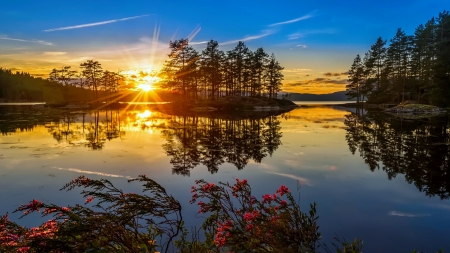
220;30;274;46
288;29;336;40
44;14;150;32
269;13;315;27
282;68;312;73
287;78;347;87
0;35;53;46
190;41;209;45
43;52;67;56
388;211;430;218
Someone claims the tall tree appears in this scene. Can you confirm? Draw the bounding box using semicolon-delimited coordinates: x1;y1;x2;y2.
250;48;269;96
80;60;103;101
367;37;387;91
346;54;365;105
264;54;284;98
432;11;450;106
160;39;199;99
227;42;251;96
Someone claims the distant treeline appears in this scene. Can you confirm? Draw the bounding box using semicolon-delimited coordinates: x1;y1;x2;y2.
0;67;180;104
159;39;284;100
346;10;450;107
0;68;94;103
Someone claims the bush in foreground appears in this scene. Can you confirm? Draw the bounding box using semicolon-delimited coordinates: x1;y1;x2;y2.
2;175;364;252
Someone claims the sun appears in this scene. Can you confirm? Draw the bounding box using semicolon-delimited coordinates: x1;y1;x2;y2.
137;84;153;92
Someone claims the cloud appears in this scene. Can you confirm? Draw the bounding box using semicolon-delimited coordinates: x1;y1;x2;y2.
287;78;347;87
388;211;430;218
269;13;315;27
323;72;348;77
288;29;336;40
283;68;312;73
43;52;67;56
288;33;302;40
0;35;53;46
190;41;209;45
220;30;274;46
44;14;150;32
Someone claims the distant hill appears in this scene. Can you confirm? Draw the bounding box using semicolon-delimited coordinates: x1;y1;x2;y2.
279;91;356;101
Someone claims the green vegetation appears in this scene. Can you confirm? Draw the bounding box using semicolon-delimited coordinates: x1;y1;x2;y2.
346;10;450;107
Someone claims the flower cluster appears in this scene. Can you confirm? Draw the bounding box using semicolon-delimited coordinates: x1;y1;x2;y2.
188;178;316;251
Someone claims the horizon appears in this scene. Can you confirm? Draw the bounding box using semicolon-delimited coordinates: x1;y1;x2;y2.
0;1;447;94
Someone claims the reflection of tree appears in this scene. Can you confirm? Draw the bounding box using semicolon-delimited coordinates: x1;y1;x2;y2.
345;112;450;199
161;115;282;175
44;110;125;150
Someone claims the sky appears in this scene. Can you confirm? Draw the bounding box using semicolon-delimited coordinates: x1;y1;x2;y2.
0;0;448;94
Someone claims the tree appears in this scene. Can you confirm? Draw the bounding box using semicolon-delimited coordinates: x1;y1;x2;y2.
368;37;387;91
227;41;251;96
80;60;103;101
200;40;225;99
346;54;365;104
264;53;284;98
250;48;269;96
432;11;450;106
160;39;199;100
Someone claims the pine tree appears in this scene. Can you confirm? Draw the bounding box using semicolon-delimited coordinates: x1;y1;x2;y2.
346;54;364;104
200;40;225;99
160;39;199;99
264;54;284;98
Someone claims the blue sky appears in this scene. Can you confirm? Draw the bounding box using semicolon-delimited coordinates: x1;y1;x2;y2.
0;0;447;93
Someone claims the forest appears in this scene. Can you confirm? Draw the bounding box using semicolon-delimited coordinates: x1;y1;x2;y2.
159;39;284;100
346;10;450;107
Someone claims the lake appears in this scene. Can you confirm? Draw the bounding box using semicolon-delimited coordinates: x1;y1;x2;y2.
0;105;449;252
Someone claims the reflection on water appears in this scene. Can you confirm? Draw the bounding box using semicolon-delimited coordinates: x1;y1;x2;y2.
0;107;283;175
1;105;450;252
161;115;281;175
345;111;450;199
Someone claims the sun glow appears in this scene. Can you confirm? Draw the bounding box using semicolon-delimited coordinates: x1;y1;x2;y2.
137;84;153;92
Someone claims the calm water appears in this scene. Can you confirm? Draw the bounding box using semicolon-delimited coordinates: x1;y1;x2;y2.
0;105;449;252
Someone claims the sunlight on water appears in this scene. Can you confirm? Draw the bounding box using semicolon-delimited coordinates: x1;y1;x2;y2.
0;105;449;252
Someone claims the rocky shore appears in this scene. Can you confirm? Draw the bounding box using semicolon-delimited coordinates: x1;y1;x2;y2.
384;104;447;118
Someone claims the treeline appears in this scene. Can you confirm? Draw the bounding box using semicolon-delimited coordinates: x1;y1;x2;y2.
346;10;450;107
0;68;93;103
159;39;284;100
0;59;123;103
48;60;123;101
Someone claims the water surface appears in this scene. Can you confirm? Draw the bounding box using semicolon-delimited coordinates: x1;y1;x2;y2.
0;105;449;252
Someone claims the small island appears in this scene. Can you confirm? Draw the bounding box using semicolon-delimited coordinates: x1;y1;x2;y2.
0;39;296;115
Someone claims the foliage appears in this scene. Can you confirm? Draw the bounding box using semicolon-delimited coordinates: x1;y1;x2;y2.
159;39;284;100
0;176;324;253
346;10;450;107
0;175;182;253
190;178;321;252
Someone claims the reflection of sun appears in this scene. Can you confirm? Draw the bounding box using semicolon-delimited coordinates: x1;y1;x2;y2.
137;84;153;92
137;110;152;119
